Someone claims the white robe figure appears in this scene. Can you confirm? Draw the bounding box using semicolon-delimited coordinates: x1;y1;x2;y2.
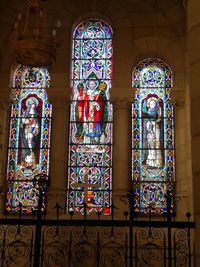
142;98;163;168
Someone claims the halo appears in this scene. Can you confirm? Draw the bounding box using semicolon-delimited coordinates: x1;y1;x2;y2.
147;96;158;106
26;97;39;107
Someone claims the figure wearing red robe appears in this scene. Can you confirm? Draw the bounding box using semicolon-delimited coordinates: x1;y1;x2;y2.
77;80;105;144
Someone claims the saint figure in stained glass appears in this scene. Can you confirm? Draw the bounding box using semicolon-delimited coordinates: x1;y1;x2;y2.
75;76;107;144
6;65;52;213
19;96;41;165
142;96;163;168
68;19;113;214
132;58;174;214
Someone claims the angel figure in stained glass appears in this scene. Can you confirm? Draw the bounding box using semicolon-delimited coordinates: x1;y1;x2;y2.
142;97;163;168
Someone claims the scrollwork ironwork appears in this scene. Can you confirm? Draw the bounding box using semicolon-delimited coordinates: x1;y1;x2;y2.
43;241;69;267
72;240;96;267
0;217;194;267
100;242;126;267
135;227;165;266
139;242;163;267
174;229;189;266
1;225;33;267
41;226;70;267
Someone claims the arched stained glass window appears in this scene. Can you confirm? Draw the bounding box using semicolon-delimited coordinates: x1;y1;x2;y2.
67;19;113;214
6;65;52;213
132;58;174;214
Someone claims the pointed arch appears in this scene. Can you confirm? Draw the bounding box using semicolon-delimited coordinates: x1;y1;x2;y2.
67;19;113;214
132;58;174;214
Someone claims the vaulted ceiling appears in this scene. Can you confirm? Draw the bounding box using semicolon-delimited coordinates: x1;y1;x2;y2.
0;0;186;33
0;0;186;71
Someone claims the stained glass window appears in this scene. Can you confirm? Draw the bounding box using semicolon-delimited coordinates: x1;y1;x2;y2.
132;58;174;214
6;65;52;213
67;19;113;214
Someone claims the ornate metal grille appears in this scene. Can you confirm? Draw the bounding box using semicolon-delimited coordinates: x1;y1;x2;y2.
0;192;194;267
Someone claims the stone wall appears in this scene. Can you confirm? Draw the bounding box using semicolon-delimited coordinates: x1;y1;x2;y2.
0;0;193;221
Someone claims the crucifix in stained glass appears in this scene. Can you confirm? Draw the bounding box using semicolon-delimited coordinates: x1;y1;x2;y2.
67;19;113;215
74;171;101;208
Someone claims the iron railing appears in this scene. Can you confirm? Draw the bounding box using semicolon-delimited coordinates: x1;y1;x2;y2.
0;193;195;267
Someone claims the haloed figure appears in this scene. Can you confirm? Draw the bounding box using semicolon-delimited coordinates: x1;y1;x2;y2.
142;97;163;168
77;79;104;144
19;97;40;166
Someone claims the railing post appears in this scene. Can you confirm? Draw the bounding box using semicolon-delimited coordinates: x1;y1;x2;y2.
33;174;49;267
129;190;134;267
187;212;192;267
167;190;172;267
33;187;42;267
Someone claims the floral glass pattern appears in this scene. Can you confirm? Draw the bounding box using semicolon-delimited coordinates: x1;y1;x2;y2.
6;65;52;213
68;19;113;214
132;58;174;214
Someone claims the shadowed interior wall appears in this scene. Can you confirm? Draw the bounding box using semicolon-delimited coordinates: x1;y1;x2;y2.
0;0;193;222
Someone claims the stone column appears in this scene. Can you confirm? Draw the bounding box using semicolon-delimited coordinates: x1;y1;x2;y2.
113;97;130;217
174;97;193;219
46;96;68;217
0;99;10;215
187;0;200;263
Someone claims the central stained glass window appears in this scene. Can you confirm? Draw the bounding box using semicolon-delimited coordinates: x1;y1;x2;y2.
67;19;113;214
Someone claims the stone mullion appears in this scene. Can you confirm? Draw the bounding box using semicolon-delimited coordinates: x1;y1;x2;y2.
46;97;68;217
112;97;130;211
0;99;10;215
